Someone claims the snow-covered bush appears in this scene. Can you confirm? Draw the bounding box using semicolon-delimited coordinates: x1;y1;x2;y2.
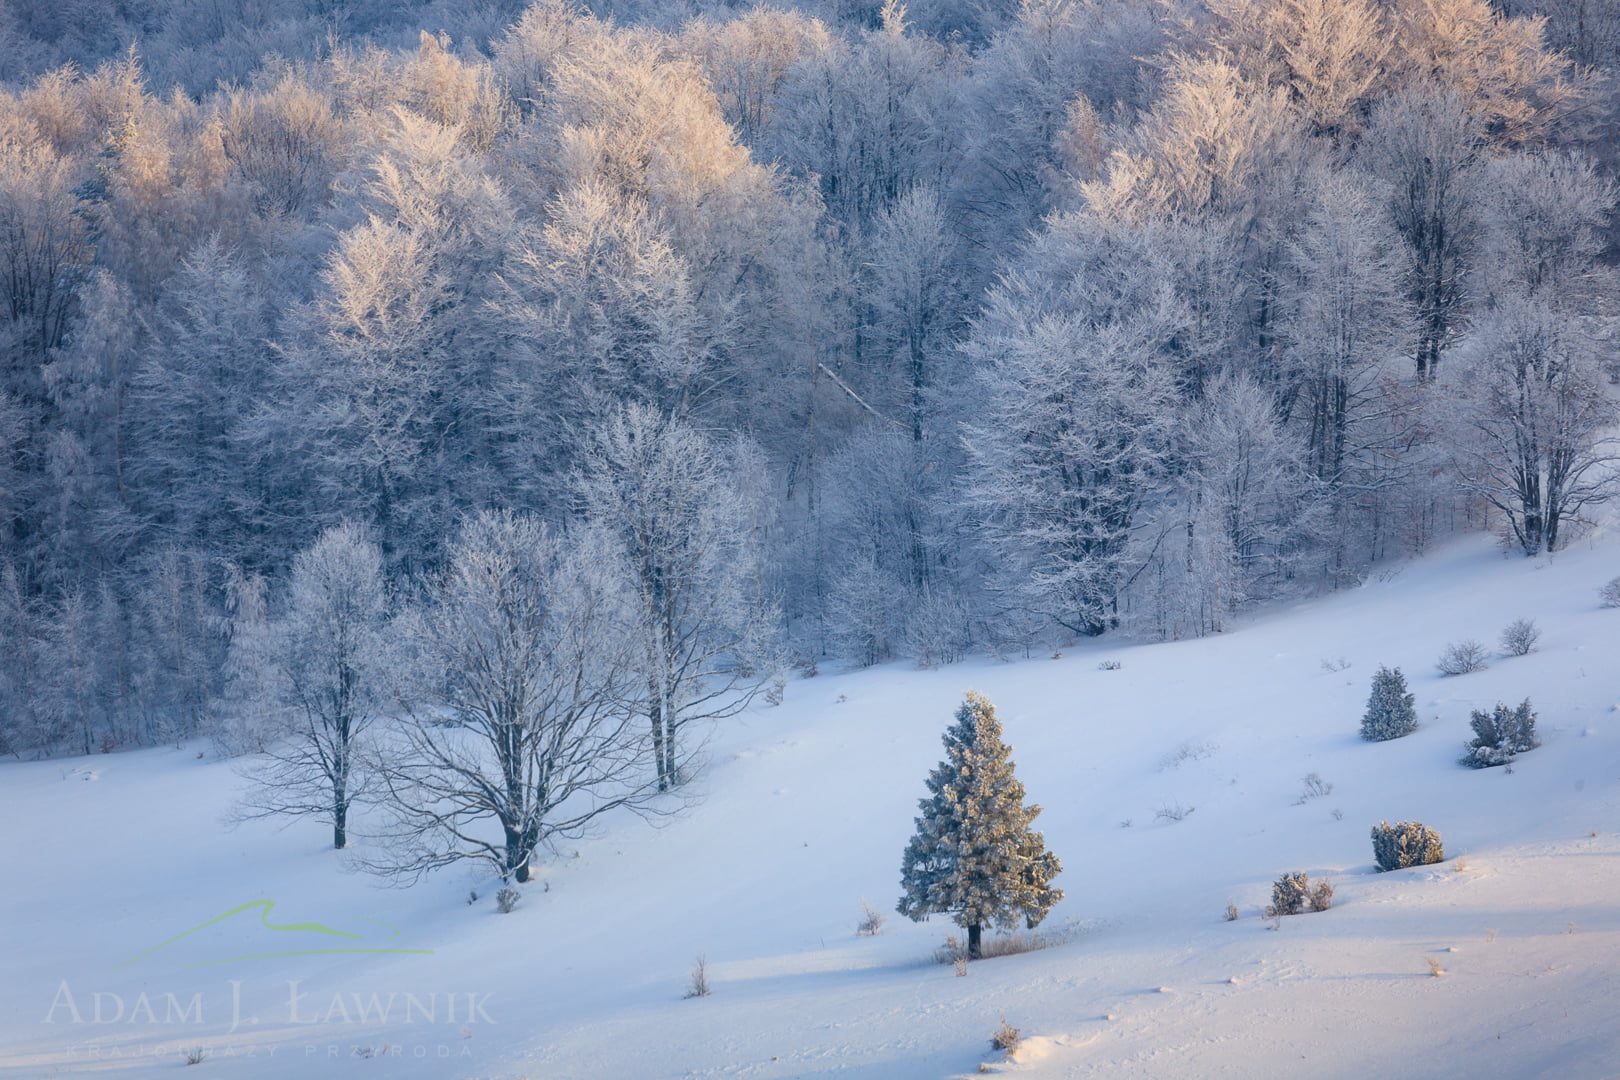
1308;879;1334;911
496;887;521;914
1371;820;1445;871
1268;872;1309;916
1499;617;1540;656
1462;699;1539;768
1600;577;1620;608
1436;640;1489;675
1360;665;1417;740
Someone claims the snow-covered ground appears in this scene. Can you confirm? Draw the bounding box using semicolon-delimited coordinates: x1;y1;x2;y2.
4;530;1619;1079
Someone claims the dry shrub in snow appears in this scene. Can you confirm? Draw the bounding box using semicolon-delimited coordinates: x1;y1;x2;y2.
1372;820;1445;871
977;931;1048;959
1437;640;1489;675
934;934;969;966
684;954;710;998
1154;801;1195;823
857;899;885;936
1308;878;1334;911
1499;618;1540;656
1295;773;1333;803
496;887;521;914
991;1015;1021;1052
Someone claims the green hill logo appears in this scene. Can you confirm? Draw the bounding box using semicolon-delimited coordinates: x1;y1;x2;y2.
117;900;434;970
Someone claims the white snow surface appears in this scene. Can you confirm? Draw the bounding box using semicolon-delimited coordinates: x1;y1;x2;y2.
4;532;1619;1079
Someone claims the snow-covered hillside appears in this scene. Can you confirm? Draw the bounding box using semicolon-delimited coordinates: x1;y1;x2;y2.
4;530;1619;1080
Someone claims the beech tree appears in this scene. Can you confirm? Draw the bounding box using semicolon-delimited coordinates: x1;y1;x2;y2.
236;524;391;850
898;691;1062;959
576;405;777;790
1357;86;1482;379
962;241;1181;636
1453;297;1619;555
366;511;657;884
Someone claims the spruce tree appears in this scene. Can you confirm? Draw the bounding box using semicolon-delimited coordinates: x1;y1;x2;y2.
1360;665;1417;741
897;691;1062;959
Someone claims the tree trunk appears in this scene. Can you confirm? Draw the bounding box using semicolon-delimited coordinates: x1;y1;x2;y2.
650;681;669;792
967;922;982;960
504;823;533;883
333;802;346;850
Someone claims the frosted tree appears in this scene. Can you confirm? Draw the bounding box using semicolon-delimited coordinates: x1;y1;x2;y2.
898;691;1062;959
1280;168;1414;489
862;185;962;441
1360;665;1417;741
1356;86;1482;379
819;426;956;665
219;70;349;219
577;405;778;790
1475;151;1614;307
236;524;391;850
366;512;657;885
765;5;964;231
681;6;832;148
252;112;515;574
955;0;1164;251
962;259;1180;637
1194;0;1391;139
0;111;91;364
128;239;272;565
1452;297;1619;555
1131;374;1320;640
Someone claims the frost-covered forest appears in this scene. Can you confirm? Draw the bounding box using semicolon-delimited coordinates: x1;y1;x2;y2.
1;0;1617;759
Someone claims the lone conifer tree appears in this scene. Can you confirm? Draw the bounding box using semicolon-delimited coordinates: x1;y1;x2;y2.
1360;665;1417;741
898;691;1062;959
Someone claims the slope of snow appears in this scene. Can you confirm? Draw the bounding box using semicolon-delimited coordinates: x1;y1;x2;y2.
3;530;1619;1079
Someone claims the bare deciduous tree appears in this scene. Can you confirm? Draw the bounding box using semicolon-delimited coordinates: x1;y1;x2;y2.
236;524;390;849
1454;298;1619;555
577;406;778;791
365;511;660;885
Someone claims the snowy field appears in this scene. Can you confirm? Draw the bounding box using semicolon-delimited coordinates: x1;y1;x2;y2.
4;529;1619;1080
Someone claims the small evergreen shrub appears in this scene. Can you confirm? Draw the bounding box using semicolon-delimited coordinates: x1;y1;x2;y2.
1360;666;1417;740
1437;640;1488;676
1462;699;1538;768
1371;820;1445;871
1600;577;1620;608
1499;618;1540;657
1268;872;1310;916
